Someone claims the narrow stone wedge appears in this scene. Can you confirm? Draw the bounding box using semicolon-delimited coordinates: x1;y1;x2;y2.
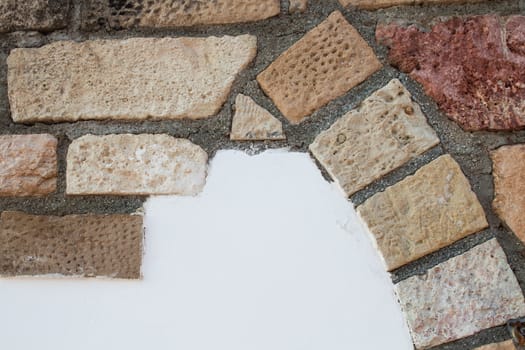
231;94;285;141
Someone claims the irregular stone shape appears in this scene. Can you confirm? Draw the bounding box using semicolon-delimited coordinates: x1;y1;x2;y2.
8;36;257;123
396;239;525;349
0;0;69;33
309;79;439;197
474;340;515;350
289;0;307;13
81;0;280;30
67;134;208;196
339;0;483;10
376;16;525;131
357;155;488;271
257;11;382;124
230;94;286;141
0;134;57;196
0;211;143;279
492;144;525;243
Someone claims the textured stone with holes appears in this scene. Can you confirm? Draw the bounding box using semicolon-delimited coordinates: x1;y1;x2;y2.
309;79;439;197
81;0;280;30
474;340;515;350
396;239;525;349
0;211;143;279
8;36;257;123
257;11;382;124
0;0;70;33
357;155;488;271
0;134;57;197
67;134;208;196
338;0;484;10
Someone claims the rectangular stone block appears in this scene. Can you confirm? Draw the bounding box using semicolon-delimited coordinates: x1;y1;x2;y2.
0;0;69;33
339;0;484;10
0;211;143;279
8;36;257;123
475;340;515;350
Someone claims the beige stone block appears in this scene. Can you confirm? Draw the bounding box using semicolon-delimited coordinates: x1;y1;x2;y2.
0;0;69;33
474;340;515;350
339;0;483;10
289;0;308;13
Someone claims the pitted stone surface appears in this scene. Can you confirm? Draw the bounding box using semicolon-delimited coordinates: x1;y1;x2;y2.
357;155;488;271
67;134;208;196
0;211;143;279
475;340;515;350
0;0;69;33
257;11;382;124
396;239;525;349
339;0;483;10
8;36;257;123
492;144;525;243
81;0;280;30
0;134;57;197
309;79;439;197
231;94;285;141
289;0;308;13
376;16;525;131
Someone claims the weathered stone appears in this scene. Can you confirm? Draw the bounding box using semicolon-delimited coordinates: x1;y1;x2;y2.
230;94;285;141
289;0;307;13
0;0;69;33
376;16;525;131
339;0;483;10
492;144;525;243
67;134;208;196
0;211;143;279
8;36;257;123
81;0;280;30
309;79;439;197
357;155;488;271
396;239;525;349
0;134;57;196
257;11;382;124
474;340;515;350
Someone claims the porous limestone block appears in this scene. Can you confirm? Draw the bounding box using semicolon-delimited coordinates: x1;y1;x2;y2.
231;94;285;141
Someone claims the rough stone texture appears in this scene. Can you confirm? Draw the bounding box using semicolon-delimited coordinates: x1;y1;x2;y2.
0;0;69;33
257;11;382;124
309;79;439;197
230;94;285;141
67;134;208;196
492;144;525;244
81;0;280;31
0;211;143;279
396;239;525;349
339;0;484;10
357;155;488;271
474;340;515;350
289;0;308;13
0;134;57;197
8;36;257;123
376;15;525;131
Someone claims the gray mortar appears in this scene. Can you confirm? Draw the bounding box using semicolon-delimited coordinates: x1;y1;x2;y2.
0;1;524;348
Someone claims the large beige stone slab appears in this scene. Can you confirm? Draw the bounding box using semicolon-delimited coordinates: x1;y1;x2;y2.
357;155;488;271
0;134;57;196
396;239;525;349
0;0;69;33
67;134;207;196
339;0;484;10
0;211;143;279
257;11;382;124
474;340;515;350
8;36;257;123
309;79;439;197
492;144;525;244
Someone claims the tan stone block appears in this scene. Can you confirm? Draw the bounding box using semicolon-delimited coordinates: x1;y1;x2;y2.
357;155;488;271
289;0;308;13
339;0;483;10
0;211;143;279
396;239;525;349
0;134;57;196
231;94;285;141
309;79;439;197
0;0;69;33
8;36;257;123
257;11;382;124
475;340;515;350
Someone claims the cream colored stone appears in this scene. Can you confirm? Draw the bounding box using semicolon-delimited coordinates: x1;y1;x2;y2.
338;0;483;10
0;0;69;33
67;134;208;196
357;155;488;271
231;94;285;141
8;36;257;123
475;340;515;350
289;0;308;13
309;79;439;197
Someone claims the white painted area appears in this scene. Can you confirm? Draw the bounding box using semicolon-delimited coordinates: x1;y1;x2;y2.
0;150;413;350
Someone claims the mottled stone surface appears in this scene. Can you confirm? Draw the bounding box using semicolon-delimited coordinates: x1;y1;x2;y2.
396;239;525;349
0;134;57;196
289;0;307;13
309;79;439;197
357;155;488;271
231;94;285;141
257;11;382;124
8;36;257;123
0;211;143;279
0;0;69;33
67;134;208;196
339;0;483;10
475;340;515;350
492;144;525;243
376;16;525;131
81;0;280;30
